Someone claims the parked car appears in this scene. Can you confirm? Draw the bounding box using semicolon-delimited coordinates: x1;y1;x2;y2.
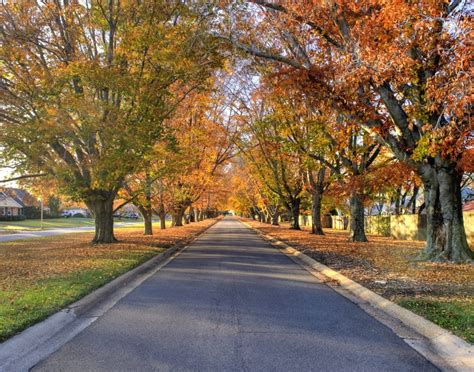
61;208;89;218
123;212;139;219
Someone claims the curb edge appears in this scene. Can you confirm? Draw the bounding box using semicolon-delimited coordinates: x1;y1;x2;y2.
0;219;220;371
240;220;474;372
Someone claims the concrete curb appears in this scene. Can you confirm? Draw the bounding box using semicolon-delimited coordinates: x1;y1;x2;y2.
241;220;474;372
0;219;219;372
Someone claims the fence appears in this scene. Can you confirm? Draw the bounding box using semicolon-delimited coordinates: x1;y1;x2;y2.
297;213;474;248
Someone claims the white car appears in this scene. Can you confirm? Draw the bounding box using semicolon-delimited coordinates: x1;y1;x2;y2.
123;212;140;219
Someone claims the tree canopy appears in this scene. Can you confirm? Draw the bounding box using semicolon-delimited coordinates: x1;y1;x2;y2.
0;0;472;262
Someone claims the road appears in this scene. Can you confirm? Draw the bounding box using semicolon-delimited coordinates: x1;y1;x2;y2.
34;217;436;371
0;222;141;242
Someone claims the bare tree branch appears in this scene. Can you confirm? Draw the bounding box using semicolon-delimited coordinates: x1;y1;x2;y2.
215;34;304;69
0;173;48;183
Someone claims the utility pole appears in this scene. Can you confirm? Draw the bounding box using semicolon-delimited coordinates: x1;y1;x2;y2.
40;198;44;230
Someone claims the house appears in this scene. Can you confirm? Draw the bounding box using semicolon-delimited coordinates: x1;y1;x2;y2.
2;188;53;218
0;192;24;220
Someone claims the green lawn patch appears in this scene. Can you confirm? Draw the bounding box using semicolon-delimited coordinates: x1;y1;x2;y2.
0;249;161;342
0;218;96;231
398;298;473;343
0;218;169;231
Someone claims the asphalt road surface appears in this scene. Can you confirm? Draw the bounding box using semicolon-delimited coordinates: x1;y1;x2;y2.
34;217;436;371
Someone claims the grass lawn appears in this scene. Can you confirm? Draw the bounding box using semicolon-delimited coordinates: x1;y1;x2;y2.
0;218;96;231
244;218;474;343
0;218;216;342
0;217;170;231
397;298;473;343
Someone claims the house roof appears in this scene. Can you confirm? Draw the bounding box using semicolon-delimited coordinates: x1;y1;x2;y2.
463;200;474;212
0;192;23;208
3;188;32;207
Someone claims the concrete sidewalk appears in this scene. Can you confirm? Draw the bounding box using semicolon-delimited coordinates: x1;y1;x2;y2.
33;217;436;371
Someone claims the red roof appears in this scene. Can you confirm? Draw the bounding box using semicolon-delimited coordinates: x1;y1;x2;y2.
463;200;474;212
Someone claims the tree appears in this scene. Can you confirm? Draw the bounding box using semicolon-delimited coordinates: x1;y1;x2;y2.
118;90;235;230
47;196;61;218
236;99;305;229
306;165;328;234
220;0;473;261
228;162;266;219
0;0;220;243
256;80;379;240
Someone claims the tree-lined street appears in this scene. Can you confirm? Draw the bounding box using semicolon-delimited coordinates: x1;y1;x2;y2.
34;218;435;371
0;1;472;369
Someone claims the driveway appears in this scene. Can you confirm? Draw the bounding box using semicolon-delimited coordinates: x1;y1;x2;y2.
34;217;436;371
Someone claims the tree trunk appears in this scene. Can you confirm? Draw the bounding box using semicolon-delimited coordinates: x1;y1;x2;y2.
288;199;301;230
311;189;324;235
156;201;166;230
189;206;196;222
307;167;326;234
159;213;166;230
144;211;153;235
138;205;153;235
349;193;368;242
394;188;401;215
271;209;280;225
199;208;204;221
137;180;153;235
418;161;473;262
410;186;419;214
265;210;271;224
173;207;185;227
86;192;117;244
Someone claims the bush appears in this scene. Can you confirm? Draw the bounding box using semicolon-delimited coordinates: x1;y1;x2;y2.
47;196;61;217
23;206;41;219
72;213;86;218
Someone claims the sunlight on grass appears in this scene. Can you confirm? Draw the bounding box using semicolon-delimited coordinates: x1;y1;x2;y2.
398;298;474;343
0;218;96;231
0;218;171;231
0;254;160;342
